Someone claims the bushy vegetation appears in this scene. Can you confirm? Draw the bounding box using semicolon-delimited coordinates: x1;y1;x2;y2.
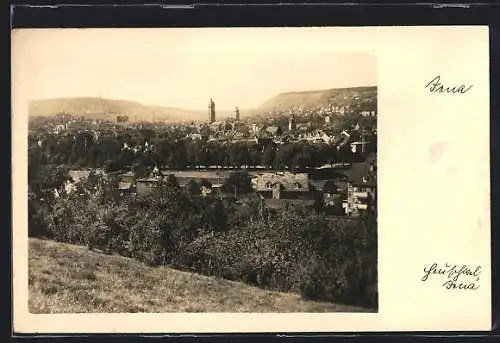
28;162;378;309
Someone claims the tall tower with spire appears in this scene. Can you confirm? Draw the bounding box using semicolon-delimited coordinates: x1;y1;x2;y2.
208;98;216;123
235;106;240;121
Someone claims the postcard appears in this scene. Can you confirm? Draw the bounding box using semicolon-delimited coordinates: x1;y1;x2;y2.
11;26;490;333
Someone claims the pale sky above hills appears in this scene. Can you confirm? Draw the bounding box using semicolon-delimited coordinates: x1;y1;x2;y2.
13;28;377;111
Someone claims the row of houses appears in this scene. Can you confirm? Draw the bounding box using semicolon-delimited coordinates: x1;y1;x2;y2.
249;154;376;215
188;124;375;156
264;101;376;118
63;152;377;217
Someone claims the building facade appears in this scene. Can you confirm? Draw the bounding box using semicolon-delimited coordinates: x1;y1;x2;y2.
342;180;376;217
341;154;377;217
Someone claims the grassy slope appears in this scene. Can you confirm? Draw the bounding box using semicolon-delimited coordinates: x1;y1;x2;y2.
29;238;371;313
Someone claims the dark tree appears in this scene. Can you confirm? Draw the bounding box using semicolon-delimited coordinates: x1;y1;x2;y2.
185;180;202;196
261;147;275;169
249;148;261;168
323;180;337;193
131;161;151;179
274;144;295;170
29;164;71;206
103;159;121;174
171;143;187;169
223;170;253;196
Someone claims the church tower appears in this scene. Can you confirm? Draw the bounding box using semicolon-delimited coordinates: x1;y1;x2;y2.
235;106;240;121
208;98;216;123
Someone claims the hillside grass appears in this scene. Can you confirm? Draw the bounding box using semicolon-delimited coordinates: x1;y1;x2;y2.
29;238;372;313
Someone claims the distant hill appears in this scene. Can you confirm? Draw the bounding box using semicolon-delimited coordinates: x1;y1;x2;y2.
29;86;377;123
257;86;377;113
29;97;235;123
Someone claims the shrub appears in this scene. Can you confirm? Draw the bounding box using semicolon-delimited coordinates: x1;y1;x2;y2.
298;214;378;308
28;191;48;238
127;213;168;266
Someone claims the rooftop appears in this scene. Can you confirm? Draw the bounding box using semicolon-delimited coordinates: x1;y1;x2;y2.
255;172;309;192
338;153;377;187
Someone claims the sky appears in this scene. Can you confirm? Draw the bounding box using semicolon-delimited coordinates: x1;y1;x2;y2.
13;28;377;111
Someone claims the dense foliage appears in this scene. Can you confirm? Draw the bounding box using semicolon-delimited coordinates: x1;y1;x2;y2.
28;160;378;309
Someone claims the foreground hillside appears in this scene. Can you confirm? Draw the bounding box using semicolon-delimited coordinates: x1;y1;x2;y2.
28;238;370;313
258;86;377;113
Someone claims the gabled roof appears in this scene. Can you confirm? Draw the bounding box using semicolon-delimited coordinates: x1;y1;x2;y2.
338;153;377;187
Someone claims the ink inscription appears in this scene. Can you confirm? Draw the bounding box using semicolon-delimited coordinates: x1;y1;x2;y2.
421;263;481;290
425;75;473;94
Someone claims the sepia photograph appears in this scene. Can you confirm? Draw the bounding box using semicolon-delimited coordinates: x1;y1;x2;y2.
22;29;379;314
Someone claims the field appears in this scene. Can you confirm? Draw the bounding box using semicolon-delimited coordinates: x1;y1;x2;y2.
28;238;371;313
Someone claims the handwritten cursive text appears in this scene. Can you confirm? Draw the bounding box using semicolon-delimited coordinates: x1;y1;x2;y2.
421;263;481;291
425;75;473;94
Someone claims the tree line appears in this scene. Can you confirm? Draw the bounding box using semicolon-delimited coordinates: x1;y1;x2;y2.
29;129;375;176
